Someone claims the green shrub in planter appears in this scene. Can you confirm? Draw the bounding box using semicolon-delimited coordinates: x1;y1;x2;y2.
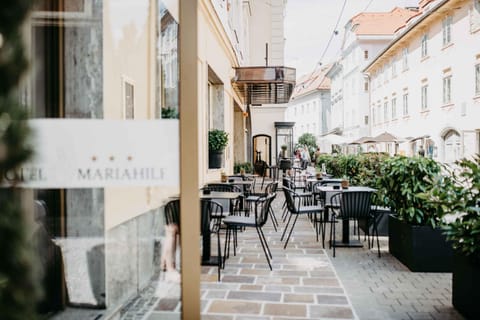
234;162;253;174
422;155;480;317
378;155;442;227
422;155;480;258
208;129;228;151
208;129;228;169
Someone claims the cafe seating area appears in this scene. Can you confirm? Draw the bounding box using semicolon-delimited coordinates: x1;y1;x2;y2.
139;169;463;320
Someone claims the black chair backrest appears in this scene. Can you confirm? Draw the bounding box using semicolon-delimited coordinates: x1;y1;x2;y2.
338;191;372;219
254;193;276;227
204;183;241;214
205;183;241;193
311;182;326;205
200;199;223;234
164;199;180;225
282;187;298;213
265;181;278;194
282;177;294;189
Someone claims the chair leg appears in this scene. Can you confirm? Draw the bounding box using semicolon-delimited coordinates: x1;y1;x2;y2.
256;227;273;270
280;212;293;241
283;214;299;249
216;232;221;281
269;207;278;232
223;227;231;268
258;227;273;259
374;219;381;258
331;214;336;257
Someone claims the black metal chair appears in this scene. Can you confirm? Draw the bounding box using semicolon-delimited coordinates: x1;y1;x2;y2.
204;183;243;216
329;191;380;258
223;193;276;270
162;199;180;273
164;199;180;225
245;181;279;230
200;199;224;281
281;187;324;249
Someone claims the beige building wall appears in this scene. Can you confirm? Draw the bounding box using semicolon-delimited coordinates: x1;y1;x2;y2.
103;0;175;230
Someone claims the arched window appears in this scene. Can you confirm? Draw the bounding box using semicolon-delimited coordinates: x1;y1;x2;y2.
443;130;461;163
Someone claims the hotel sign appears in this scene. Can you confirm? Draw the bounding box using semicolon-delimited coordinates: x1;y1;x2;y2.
2;119;179;188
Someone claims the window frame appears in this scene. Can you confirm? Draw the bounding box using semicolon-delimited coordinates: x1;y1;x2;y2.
402;93;409;116
442;15;452;46
475;63;480;96
402;48;409;71
421;84;428;110
421;34;428;58
391;97;397;120
443;75;452;104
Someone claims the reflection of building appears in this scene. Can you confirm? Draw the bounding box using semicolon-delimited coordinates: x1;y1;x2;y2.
24;0;182;315
22;0;293;318
365;0;480;162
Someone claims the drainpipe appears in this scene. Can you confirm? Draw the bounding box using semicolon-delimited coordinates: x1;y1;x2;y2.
363;72;371;137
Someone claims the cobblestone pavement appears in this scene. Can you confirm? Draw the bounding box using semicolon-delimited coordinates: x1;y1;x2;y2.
120;179;465;320
326;238;464;320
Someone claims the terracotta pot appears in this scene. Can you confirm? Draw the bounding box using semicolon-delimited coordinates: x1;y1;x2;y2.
341;179;349;189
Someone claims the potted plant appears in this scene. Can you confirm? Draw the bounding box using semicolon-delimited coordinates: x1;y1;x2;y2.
280;144;288;158
208;129;228;169
422;155;480;318
234;162;252;175
377;155;453;272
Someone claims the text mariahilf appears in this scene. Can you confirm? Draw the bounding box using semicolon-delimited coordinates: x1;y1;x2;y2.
77;167;165;180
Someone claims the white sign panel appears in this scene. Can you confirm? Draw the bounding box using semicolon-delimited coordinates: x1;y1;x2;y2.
3;119;179;188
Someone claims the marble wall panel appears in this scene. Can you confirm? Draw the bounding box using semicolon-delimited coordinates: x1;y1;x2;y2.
106;220;139;308
64;0;103;119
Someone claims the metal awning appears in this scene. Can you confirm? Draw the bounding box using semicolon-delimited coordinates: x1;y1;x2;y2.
232;66;296;105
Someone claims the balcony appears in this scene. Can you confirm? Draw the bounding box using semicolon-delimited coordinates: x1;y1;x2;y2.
232;66;296;105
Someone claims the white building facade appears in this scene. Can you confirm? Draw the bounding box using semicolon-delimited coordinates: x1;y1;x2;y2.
328;8;419;144
286;67;331;143
365;0;480;163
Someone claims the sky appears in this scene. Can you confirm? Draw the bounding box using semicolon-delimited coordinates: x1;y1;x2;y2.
285;0;419;78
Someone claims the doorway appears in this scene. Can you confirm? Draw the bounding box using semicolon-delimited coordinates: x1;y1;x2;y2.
253;134;271;176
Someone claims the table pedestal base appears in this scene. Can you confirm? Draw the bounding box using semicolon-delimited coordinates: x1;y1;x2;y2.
201;255;221;266
331;239;363;248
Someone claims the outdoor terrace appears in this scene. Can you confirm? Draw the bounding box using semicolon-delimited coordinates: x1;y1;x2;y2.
119;180;464;320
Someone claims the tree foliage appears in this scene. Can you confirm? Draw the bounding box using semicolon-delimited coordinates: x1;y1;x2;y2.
0;1;39;319
296;133;317;160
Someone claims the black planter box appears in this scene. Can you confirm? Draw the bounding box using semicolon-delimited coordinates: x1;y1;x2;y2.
209;150;223;169
359;207;390;237
452;252;480;319
388;214;453;272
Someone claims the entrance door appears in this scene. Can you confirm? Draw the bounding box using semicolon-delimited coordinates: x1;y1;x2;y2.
253;135;271;176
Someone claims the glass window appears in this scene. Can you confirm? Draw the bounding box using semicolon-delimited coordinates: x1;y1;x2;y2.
391;97;397;119
421;84;428;110
443;76;452;104
403;93;409;116
402;48;408;71
392;57;397;77
421;34;428;58
207;67;225;131
442;16;452;46
384;101;389;121
475;63;480;95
